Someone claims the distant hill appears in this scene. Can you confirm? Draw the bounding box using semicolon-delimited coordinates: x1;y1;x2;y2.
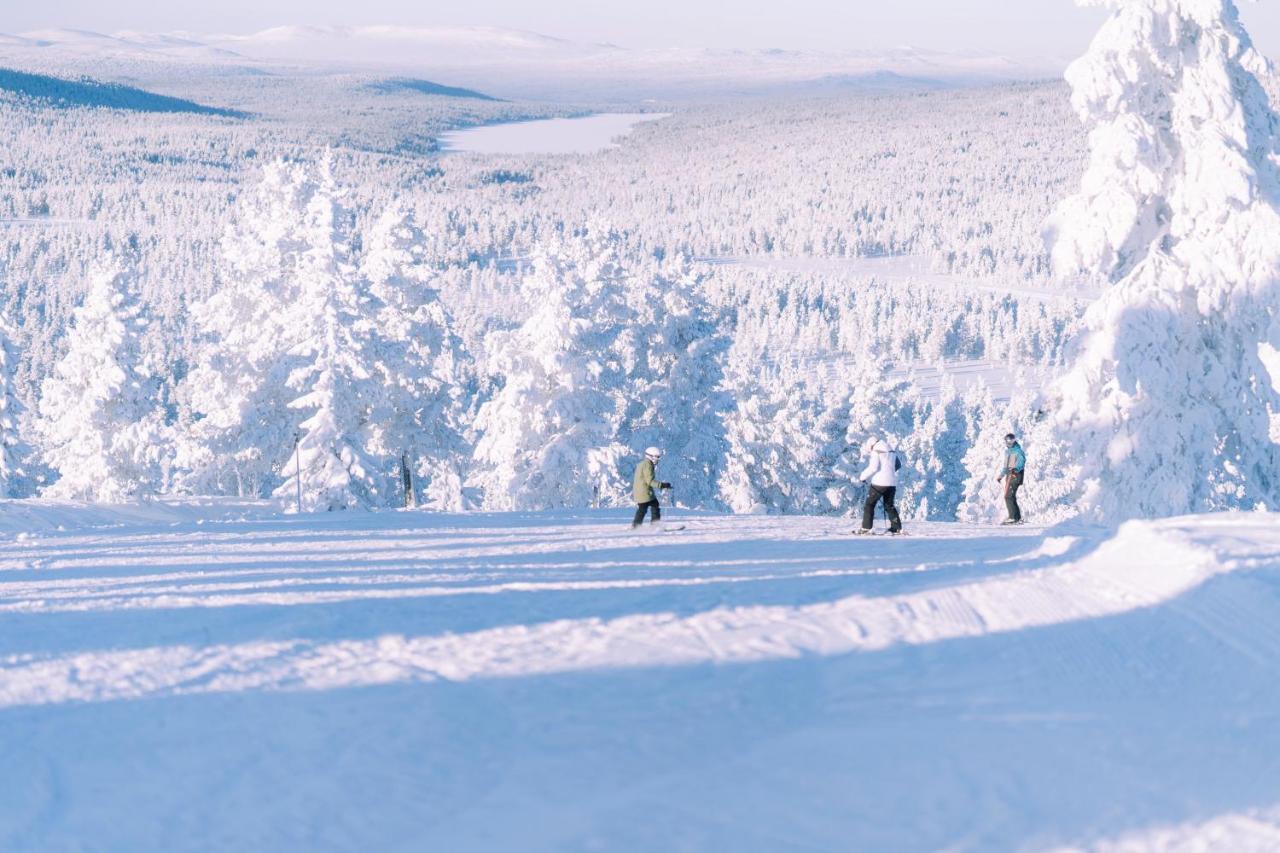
366;77;501;101
0;67;246;117
0;25;1056;102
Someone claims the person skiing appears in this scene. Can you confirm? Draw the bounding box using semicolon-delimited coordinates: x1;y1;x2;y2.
856;437;903;535
632;446;671;528
997;433;1026;525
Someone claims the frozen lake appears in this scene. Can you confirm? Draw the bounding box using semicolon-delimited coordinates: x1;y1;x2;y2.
439;112;669;155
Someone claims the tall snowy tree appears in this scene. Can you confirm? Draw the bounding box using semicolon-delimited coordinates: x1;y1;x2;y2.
0;316;30;497
617;256;730;510
272;157;383;512
360;202;471;510
843;363;921;515
717;373;826;515
898;381;971;521
34;269;166;502
179;156;320;498
1041;0;1280;519
469;236;632;510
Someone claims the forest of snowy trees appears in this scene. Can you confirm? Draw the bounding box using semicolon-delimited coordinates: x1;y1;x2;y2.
0;133;1080;517
2;0;1279;522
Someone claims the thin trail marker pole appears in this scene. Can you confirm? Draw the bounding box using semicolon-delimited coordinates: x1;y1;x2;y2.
401;454;414;509
294;435;302;514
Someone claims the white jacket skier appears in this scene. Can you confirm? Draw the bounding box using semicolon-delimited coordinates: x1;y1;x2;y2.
859;439;901;488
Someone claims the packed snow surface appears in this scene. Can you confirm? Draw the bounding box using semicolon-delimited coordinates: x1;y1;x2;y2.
438;113;669;155
1;500;1279;850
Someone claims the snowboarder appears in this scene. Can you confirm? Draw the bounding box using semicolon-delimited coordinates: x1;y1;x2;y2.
997;433;1026;524
632;446;671;527
856;437;903;535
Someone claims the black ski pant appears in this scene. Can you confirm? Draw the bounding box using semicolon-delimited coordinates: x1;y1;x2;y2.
1004;471;1024;522
633;499;661;526
862;485;901;532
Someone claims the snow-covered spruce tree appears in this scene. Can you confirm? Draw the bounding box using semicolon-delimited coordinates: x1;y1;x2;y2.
717;377;830;515
1041;0;1280;519
34;269;166;502
360;202;471;510
469;237;631;510
0;316;30;497
718;357;902;517
179;156;319;498
899;381;971;521
716;373;781;515
272;157;385;512
843;363;921;512
958;382;1082;524
957;381;1007;523
617;256;730;509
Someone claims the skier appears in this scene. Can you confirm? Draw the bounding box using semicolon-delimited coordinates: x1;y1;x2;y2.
997;433;1026;525
856;437;903;535
632;446;671;528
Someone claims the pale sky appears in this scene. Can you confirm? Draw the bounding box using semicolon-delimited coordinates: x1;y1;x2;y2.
7;1;1280;60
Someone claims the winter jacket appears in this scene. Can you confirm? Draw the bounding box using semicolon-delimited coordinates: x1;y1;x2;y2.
633;458;663;503
1002;443;1026;477
859;440;901;488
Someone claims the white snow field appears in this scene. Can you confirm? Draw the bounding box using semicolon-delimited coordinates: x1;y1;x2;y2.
2;502;1279;851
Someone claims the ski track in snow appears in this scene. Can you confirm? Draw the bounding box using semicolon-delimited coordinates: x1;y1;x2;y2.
2;502;1280;851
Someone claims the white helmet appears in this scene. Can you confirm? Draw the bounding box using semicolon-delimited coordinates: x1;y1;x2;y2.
644;446;663;461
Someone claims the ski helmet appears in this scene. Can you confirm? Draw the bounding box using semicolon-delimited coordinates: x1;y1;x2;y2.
644;446;663;461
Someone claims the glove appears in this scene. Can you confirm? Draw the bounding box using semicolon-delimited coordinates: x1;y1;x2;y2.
661;482;672;489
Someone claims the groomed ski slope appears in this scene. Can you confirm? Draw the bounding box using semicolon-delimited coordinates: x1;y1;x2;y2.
1;502;1279;851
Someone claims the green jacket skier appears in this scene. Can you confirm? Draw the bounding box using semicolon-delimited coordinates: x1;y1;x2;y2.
632;447;670;527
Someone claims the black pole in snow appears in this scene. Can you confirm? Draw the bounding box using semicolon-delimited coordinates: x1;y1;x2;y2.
401;455;414;508
294;434;302;514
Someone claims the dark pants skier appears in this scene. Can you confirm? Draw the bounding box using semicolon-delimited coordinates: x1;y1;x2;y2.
1004;471;1023;522
862;485;902;533
633;499;661;527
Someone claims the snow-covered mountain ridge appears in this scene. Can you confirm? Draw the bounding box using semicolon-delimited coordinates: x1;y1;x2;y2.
1;24;1051;99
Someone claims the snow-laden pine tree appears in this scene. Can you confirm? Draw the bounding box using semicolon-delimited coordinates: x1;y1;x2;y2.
716;374;782;515
272;157;383;512
617;256;730;509
360;202;471;510
469;236;631;510
898;381;971;521
0;316;30;497
35;269;166;502
179;156;320;497
718;359;889;517
1041;0;1280;519
844;363;920;513
956;381;1005;523
717;376;826;515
